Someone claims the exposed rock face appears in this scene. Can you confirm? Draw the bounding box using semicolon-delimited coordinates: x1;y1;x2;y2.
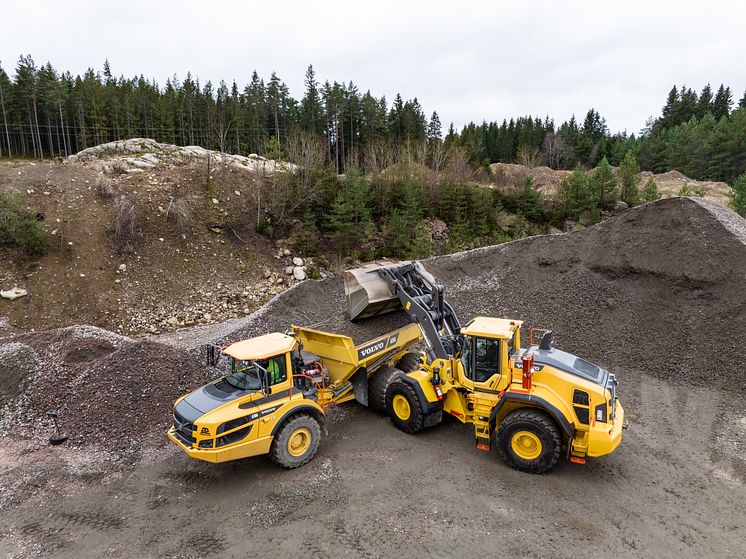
65;138;297;175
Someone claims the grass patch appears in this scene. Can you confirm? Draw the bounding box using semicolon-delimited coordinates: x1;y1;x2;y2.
0;191;50;255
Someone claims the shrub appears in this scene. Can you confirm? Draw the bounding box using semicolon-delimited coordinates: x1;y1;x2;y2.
0;191;50;255
165;196;193;232
641;178;661;203
112;196;142;245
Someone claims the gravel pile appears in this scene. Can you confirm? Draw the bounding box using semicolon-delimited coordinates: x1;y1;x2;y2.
216;197;746;389
0;325;207;449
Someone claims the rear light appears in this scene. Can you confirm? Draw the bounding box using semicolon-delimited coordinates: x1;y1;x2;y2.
595;403;607;423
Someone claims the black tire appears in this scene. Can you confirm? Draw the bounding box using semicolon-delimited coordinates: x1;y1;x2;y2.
269;414;321;469
385;380;425;434
495;409;562;474
396;352;421;373
369;366;403;411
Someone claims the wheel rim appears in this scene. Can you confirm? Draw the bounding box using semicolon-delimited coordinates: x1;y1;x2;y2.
392;394;411;420
287;427;312;457
511;430;542;460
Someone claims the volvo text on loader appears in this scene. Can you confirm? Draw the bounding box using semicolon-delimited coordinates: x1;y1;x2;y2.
168;260;624;473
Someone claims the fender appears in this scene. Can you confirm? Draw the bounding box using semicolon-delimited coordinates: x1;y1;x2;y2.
270;402;326;436
489;393;575;439
397;374;443;415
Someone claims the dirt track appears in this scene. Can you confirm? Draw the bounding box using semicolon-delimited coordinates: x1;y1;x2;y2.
1;197;745;557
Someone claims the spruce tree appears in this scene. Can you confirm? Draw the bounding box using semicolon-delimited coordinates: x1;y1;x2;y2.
328;173;373;254
427;111;442;142
713;85;732;120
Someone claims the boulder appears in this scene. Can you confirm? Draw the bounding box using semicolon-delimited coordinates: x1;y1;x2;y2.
0;287;28;301
293;267;307;281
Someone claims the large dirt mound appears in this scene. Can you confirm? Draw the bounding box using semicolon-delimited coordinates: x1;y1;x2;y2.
490;162;732;205
0;325;206;450
212;197;746;389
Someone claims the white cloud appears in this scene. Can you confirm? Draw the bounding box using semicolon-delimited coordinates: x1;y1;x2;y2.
2;0;744;134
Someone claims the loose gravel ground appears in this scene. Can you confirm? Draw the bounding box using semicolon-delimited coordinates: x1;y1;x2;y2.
0;197;744;558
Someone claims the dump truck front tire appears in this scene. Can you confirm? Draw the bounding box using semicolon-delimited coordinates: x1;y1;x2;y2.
385;380;425;434
495;409;562;474
269;414;321;469
369;366;403;411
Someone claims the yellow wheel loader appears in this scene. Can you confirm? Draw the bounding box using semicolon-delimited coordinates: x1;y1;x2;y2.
344;261;625;473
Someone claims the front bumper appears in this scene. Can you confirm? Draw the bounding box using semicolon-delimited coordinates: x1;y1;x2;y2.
167;428;273;463
587;400;625;458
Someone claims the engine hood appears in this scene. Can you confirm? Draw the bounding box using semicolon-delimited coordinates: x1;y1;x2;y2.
175;379;255;423
531;348;609;386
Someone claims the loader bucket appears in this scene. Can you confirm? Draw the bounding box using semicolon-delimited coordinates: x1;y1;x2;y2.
344;260;406;320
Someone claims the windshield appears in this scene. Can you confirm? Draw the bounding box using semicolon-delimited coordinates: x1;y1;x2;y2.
224;358;264;391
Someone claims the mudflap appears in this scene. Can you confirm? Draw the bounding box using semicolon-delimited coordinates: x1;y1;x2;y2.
350;367;368;407
424;411;442;428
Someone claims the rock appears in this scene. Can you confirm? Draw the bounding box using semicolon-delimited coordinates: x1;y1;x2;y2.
263;269;272;279
211;198;219;205
293;267;306;281
118;264;127;272
613;200;629;212
285;266;294;275
548;226;564;235
426;218;449;241
292;257;304;267
0;287;28;301
275;286;284;294
282;248;291;256
167;317;179;326
203;313;212;321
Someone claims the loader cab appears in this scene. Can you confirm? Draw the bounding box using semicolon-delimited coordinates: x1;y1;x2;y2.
459;317;523;388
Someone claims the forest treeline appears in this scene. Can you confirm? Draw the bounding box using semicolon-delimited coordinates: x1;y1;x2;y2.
1;56;745;184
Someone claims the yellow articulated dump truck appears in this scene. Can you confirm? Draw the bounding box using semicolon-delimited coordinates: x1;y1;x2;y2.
168;323;422;467
169;260;625;473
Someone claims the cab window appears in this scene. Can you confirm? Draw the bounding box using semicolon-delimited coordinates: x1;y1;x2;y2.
259;354;287;385
474;338;500;382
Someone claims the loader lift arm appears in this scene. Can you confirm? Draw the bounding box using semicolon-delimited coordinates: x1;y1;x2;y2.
375;261;462;362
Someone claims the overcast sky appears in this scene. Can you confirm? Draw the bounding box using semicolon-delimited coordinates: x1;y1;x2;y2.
3;0;745;135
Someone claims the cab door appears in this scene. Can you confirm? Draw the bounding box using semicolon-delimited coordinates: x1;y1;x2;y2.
460;336;503;391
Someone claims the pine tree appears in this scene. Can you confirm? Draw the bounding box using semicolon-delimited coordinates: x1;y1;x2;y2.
589;157;618;208
661;86;679;128
730;172;746;216
618;151;641;206
641;178;661;203
697;84;713;117
558;167;592;214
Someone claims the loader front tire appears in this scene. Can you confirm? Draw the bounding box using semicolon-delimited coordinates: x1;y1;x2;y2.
369;366;403;411
385;380;425;434
495;409;562;474
269;414;321;469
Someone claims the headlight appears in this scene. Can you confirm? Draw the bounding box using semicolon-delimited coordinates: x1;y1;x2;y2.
198;439;214;449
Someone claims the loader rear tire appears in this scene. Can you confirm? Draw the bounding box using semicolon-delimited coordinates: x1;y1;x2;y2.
495;409;562;474
269;414;321;469
385;380;425;434
396;352;422;373
369;366;403;411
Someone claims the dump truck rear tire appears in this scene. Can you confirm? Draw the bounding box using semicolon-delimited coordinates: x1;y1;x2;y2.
385;380;425;434
369;366;403;411
396;352;421;373
269;414;321;469
495;409;562;474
